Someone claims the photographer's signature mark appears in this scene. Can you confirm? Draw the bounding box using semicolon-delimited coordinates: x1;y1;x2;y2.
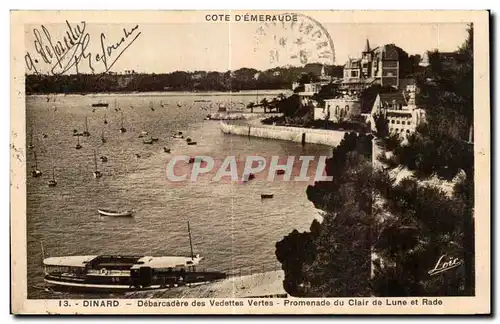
25;21;142;75
428;255;463;276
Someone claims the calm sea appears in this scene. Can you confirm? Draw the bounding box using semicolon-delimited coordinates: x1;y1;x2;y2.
25;91;332;299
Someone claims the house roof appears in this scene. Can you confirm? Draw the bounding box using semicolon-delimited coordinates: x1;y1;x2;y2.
379;92;407;106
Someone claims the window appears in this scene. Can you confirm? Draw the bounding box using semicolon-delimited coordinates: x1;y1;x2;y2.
401;121;405;125
391;120;395;124
395;128;399;132
406;130;410;134
351;70;359;77
407;121;411;125
345;105;349;113
396;120;400;124
335;105;339;114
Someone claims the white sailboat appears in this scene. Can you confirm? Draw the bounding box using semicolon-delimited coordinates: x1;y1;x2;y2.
101;128;107;144
119;111;126;133
83;117;90;137
75;135;82;149
93;150;102;178
31;150;42;178
28;126;35;149
48;166;57;187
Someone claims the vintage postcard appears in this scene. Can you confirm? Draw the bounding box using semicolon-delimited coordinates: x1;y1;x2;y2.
10;10;490;315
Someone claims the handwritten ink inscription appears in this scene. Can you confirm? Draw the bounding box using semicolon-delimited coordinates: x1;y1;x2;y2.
25;21;142;75
428;255;464;276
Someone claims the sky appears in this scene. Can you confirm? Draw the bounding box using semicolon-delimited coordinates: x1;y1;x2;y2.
24;20;469;74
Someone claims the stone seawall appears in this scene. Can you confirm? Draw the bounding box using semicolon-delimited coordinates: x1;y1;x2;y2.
220;121;346;146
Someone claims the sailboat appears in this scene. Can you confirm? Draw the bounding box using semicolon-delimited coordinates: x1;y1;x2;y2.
48;166;57;187
101;128;107;144
150;101;155;111
75;135;82;149
104;113;108;125
119;111;126;133
28;127;35;149
92;150;102;178
82;117;90;137
31;151;42;177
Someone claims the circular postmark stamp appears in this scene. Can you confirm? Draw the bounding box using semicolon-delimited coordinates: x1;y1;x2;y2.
252;13;335;67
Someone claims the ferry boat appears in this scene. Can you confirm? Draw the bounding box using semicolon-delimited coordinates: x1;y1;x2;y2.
42;222;227;292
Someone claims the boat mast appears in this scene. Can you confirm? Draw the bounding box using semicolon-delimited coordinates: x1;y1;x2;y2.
34;150;38;169
187;221;194;260
93;150;98;172
121;111;124;128
40;241;46;273
52;166;55;181
85;117;88;132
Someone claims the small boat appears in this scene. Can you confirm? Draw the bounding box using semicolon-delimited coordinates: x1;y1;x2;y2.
31;151;42;178
92;102;109;108
101;129;107;144
151;137;159;142
143;137;153;144
100;156;108;163
186;137;192;143
177;102;182;107
82;117;90;137
104;113;108;125
173;131;184;139
97;209;133;217
42;133;48;139
138;131;149;138
119;111;126;133
135;153;141;159
163;147;171;153
28;127;35;149
187;141;197;146
276;170;286;175
48;166;57;187
261;194;274;199
149;102;155;111
92;150;102;178
75;135;82;150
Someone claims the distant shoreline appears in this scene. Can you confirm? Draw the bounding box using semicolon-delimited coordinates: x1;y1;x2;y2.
26;89;292;98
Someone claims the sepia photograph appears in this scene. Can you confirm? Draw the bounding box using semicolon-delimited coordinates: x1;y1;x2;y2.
10;10;490;314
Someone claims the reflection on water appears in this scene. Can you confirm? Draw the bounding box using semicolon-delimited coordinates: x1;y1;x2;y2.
26;92;332;298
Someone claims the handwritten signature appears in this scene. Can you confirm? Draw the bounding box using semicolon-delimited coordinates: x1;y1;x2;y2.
428;255;463;276
25;21;142;75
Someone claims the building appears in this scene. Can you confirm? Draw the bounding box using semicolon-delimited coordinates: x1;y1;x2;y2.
367;92;425;137
342;40;403;91
314;97;361;122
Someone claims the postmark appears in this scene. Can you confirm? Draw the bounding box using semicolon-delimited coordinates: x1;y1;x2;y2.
252;13;336;67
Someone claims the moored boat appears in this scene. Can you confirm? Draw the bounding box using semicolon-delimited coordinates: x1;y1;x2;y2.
97;209;133;217
82;117;90;137
92;150;102;178
31;150;42;178
92;102;109;108
48;166;57;187
42;221;226;292
261;194;274;199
